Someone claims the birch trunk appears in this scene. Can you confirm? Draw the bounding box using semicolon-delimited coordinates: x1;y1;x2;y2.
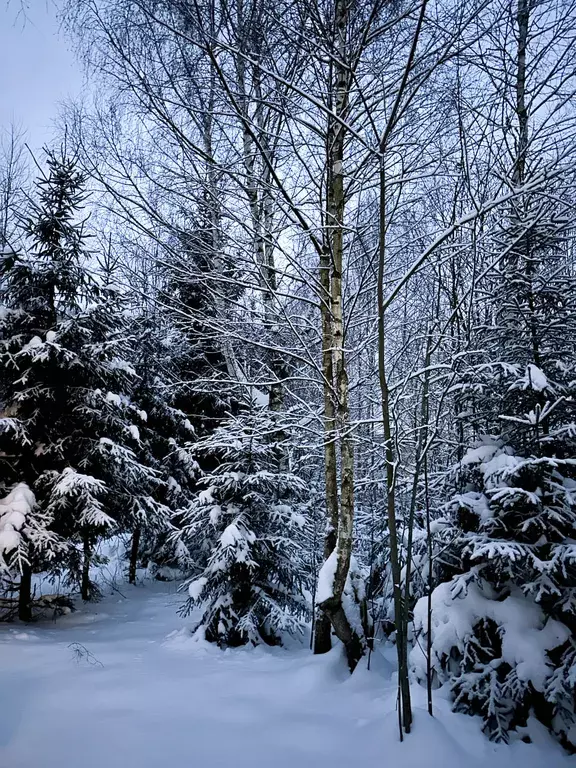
315;0;364;671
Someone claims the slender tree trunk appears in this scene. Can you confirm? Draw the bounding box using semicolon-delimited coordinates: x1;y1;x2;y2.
18;561;32;622
403;333;432;623
129;525;141;585
378;157;412;732
81;534;91;602
314;9;341;657
315;0;364;672
424;452;433;717
314;261;339;652
514;0;529;189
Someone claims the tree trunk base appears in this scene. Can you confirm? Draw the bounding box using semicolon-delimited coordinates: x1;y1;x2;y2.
313;612;332;654
319;599;366;672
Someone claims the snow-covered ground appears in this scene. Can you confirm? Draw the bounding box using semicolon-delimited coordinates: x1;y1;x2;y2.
0;581;572;768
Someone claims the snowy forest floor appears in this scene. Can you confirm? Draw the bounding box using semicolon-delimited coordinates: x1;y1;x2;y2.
0;579;572;768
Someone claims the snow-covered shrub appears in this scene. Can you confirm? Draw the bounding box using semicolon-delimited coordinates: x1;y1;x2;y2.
412;580;574;744
414;436;576;748
419;72;576;743
178;410;311;647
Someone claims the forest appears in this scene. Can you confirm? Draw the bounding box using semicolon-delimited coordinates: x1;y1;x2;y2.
1;0;576;765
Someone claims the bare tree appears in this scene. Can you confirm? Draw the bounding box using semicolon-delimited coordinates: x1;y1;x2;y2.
0;123;28;250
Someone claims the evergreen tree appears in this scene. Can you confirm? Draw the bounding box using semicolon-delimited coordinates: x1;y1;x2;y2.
160;221;234;430
0;149;172;603
178;409;311;647
413;109;576;757
125;310;201;581
412;1;576;750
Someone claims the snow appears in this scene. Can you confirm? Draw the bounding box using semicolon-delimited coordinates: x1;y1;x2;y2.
198;488;215;504
219;522;254;548
461;443;499;466
251;386;269;409
209;505;221;525
105;391;122;406
0;581;570;768
316;549;338;603
0;527;20;556
46;330;57;342
524;364;550;392
451;491;492;521
188;576;208;600
411;581;570;692
54;467;105;495
0;483;35;563
478;449;522;492
129;424;140;441
289;511;306;528
220;522;241;547
458;442;527;493
20;335;43;352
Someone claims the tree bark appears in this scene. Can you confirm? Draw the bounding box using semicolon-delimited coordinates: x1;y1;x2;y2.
18;561;32;622
315;0;364;671
129;525;141;585
378;157;412;732
81;534;91;602
314;239;339;653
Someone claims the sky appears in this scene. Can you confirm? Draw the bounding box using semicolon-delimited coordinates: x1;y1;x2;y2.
0;0;85;154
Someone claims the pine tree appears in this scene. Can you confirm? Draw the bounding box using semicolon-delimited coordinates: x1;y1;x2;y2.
160;222;233;429
125;310;201;581
177;409;311;647
0;149;172;602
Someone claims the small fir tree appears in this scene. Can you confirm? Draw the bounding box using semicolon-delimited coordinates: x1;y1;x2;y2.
178;409;311;647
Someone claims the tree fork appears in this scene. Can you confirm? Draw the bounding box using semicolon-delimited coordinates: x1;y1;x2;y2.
318;595;365;672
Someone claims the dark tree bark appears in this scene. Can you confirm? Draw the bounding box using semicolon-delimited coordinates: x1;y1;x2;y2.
18;562;32;622
128;525;141;585
81;534;92;602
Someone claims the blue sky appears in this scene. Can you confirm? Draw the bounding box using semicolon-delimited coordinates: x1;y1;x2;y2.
0;1;85;153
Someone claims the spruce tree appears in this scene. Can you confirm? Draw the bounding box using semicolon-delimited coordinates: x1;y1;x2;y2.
125;310;201;581
178;409;311;647
414;188;576;744
0;149;172;603
160;222;233;430
413;2;576;747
